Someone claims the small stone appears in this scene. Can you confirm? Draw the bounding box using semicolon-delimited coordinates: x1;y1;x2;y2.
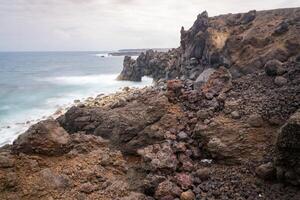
231;111;241;119
74;99;80;103
197;109;212;121
217;93;227;102
255;162;276;180
180;190;195;200
123;86;130;92
274;76;287;86
77;103;85;108
248;114;263;127
195;168;210;180
205;93;214;100
181;161;194;172
204;119;210;125
173;142;187;152
79;182;96;194
177;131;188;140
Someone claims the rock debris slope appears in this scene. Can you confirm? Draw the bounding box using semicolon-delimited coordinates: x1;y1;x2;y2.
0;7;300;200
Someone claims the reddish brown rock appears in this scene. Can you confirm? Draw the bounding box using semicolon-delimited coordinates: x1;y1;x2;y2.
174;173;193;190
166;79;183;99
155;180;182;199
12;120;70;156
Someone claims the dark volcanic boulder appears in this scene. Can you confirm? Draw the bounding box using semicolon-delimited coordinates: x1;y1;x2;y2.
59;92;176;155
12;120;70;156
275;109;300;185
264;59;285;76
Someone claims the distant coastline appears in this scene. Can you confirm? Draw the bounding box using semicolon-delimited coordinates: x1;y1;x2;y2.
109;48;171;56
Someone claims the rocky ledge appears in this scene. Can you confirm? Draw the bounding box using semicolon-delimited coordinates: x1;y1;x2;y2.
0;7;300;200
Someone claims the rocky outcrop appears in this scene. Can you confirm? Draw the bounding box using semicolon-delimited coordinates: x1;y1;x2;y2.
117;56;142;81
58;88;185;155
118;8;300;81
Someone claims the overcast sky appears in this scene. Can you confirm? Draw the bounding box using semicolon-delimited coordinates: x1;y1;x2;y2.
0;0;299;51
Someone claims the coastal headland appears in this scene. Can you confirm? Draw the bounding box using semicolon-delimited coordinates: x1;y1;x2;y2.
0;8;300;200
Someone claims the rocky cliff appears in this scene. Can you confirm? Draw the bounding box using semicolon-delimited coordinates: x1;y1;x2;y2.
118;8;300;82
0;7;300;200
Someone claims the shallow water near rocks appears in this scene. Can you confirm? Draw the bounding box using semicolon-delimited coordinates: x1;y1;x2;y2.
0;51;152;146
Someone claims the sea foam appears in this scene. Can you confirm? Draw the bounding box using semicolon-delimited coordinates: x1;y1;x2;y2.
0;74;152;145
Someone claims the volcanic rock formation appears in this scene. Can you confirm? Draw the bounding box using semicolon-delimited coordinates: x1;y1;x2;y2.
0;7;300;200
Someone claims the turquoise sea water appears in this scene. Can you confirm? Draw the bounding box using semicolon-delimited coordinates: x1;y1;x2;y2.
0;51;152;145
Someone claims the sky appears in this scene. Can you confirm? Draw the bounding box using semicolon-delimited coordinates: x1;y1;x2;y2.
0;0;299;51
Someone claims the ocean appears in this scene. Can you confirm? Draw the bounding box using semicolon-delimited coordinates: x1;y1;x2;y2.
0;51;152;146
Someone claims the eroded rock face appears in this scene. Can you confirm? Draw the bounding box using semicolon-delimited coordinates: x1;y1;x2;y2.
118;8;300;82
275;109;300;185
12;120;70;156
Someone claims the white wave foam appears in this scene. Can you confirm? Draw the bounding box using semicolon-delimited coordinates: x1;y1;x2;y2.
94;53;110;58
0;75;153;146
40;74;118;85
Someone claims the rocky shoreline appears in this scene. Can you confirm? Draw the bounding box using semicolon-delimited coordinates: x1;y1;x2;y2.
1;7;300;200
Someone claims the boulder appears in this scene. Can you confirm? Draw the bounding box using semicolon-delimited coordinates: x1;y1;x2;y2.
167;79;183;99
194;68;216;89
174;173;193;190
240;10;256;24
255;162;276;180
206;137;230;159
60;92;171;155
155;180;182;199
12;120;70;156
195;168;210;180
264;60;285;76
275;109;300;185
273;21;289;36
201;67;232;96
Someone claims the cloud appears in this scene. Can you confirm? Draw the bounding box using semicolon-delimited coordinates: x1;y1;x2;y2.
0;0;298;51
